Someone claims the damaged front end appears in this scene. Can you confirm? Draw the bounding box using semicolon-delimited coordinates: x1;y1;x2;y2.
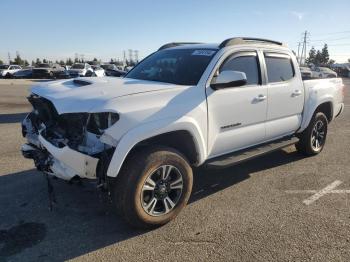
21;94;118;187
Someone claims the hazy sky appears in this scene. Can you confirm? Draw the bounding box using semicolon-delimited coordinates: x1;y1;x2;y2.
1;0;349;63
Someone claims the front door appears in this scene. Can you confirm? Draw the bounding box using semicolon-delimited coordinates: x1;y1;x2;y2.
206;51;267;158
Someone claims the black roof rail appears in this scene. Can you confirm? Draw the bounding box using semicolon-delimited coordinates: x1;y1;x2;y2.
219;37;285;48
158;42;202;51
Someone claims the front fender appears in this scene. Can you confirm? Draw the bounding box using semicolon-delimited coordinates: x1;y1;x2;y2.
106;116;207;177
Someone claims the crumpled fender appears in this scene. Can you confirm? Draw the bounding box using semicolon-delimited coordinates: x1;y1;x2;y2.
106;116;206;177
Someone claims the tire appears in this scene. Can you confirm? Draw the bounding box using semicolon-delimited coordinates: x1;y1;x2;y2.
111;146;193;228
296;112;328;156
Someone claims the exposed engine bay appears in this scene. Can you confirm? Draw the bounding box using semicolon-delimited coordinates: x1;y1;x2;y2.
21;93;118;185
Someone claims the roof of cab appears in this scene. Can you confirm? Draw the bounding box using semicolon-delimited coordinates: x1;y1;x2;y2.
158;37;287;51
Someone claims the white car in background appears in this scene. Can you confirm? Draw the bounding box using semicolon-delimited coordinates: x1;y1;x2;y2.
68;63;93;77
87;65;106;77
0;64;22;78
300;66;313;79
312;67;337;78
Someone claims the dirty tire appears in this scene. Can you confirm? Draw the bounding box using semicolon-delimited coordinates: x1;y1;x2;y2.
296;112;328;156
111;146;193;229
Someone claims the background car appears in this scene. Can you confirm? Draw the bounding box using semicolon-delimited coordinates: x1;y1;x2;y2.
0;65;22;78
68;63;93;77
312;67;337;78
100;64;126;77
86;65;106;77
300;66;313;80
12;67;33;79
32;63;65;79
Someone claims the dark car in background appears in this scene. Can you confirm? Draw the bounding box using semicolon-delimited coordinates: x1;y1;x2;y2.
32;63;65;79
12;67;34;79
100;64;126;77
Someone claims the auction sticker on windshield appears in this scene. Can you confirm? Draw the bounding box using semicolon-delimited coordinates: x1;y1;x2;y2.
192;50;216;56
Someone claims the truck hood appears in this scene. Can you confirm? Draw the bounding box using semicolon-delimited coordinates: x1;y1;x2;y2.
31;77;183;114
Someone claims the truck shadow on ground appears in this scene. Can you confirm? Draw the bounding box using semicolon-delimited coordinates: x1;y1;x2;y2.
0;148;304;261
190;149;304;203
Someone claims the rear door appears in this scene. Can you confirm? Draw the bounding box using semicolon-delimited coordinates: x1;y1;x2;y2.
262;51;304;140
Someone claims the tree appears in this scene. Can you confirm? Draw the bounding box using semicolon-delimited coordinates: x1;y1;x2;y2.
13;53;24;65
321;44;330;65
305;46;316;64
31;60;36;66
66;58;73;66
348;58;350;63
59;60;65;66
314;50;322;65
0;59;3;65
24;60;29;66
36;58;42;65
306;44;333;66
43;59;48;63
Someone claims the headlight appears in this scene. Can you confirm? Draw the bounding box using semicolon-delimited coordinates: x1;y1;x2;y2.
87;112;119;134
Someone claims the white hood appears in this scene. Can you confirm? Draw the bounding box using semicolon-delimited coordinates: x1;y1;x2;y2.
31;77;182;114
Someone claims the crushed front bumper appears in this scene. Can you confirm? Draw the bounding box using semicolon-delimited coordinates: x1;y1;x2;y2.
22;134;99;181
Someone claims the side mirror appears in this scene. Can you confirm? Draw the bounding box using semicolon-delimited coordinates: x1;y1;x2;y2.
211;70;247;90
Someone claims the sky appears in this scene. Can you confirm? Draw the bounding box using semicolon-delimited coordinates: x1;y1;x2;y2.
1;0;350;63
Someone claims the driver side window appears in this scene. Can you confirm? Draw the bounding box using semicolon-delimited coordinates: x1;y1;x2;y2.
220;53;260;85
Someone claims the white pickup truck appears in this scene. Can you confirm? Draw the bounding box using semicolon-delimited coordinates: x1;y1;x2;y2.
21;37;344;228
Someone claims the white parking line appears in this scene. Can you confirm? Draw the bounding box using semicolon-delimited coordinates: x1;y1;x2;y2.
286;180;350;205
302;180;342;205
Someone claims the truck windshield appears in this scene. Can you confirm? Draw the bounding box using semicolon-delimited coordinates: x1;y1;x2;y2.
126;48;217;85
0;65;10;69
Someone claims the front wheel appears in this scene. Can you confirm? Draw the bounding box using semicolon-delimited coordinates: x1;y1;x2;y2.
296;112;328;156
111;146;193;228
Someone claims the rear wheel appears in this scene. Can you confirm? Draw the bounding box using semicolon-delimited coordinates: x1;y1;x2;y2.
296;112;328;156
111;146;193;228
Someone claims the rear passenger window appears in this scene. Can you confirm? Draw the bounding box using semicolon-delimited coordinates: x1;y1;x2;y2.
265;54;294;83
220;55;260;85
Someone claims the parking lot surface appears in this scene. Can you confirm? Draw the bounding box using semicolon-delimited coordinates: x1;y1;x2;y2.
0;78;349;261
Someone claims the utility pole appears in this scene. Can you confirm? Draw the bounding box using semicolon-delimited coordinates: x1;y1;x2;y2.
134;50;139;63
128;49;133;64
297;42;301;64
8;52;11;64
300;31;309;65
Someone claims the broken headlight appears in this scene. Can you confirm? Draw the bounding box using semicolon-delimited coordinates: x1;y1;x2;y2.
87;112;119;135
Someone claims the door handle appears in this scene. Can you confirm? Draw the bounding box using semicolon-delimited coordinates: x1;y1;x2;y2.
292;90;302;97
256;94;267;101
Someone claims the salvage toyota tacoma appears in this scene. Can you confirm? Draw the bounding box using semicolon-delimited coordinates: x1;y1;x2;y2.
21;37;345;228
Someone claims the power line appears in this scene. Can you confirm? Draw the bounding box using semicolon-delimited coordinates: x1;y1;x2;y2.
311;43;350;47
311;30;350;36
310;36;350;42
